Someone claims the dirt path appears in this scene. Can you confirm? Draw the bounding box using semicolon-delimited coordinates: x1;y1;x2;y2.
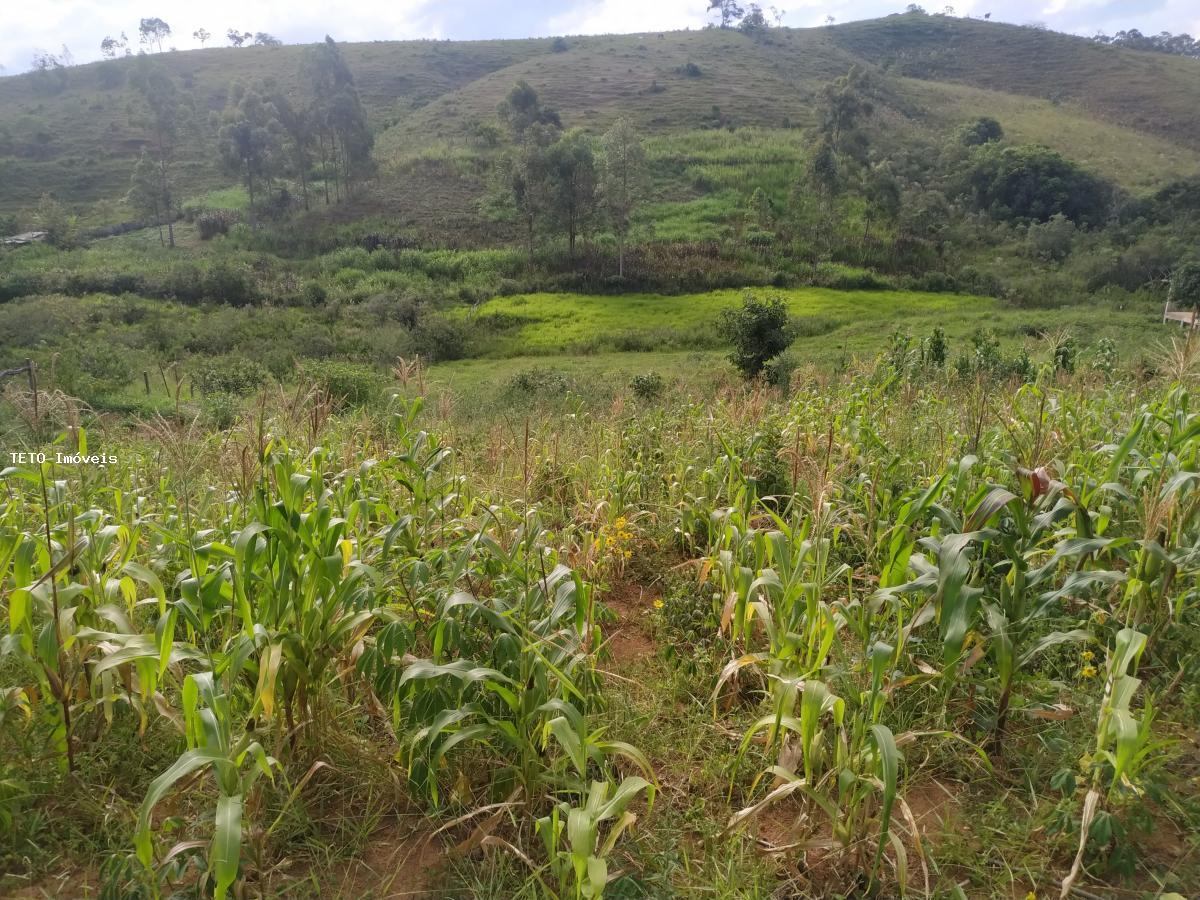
316;819;447;899
600;580;660;670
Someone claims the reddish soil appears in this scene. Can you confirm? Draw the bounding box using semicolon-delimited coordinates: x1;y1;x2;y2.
320;821;447;899
601;580;658;667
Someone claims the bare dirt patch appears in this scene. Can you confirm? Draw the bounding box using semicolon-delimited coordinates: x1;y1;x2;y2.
320;820;447;899
601;580;658;668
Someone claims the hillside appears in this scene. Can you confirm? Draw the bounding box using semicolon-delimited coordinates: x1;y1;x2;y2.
3;11;1200;899
1;13;1198;224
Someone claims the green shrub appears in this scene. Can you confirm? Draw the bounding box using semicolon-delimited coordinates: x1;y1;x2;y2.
1168;261;1200;314
505;367;572;397
630;372;664;400
191;356;269;396
196;210;240;240
204;263;259;307
201;392;239;429
718;293;794;378
412;314;470;362
299;360;384;407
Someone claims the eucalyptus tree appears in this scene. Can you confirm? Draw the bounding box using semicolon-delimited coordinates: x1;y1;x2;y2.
301;36;374;203
599;118;648;277
129;60;188;247
215;82;286;221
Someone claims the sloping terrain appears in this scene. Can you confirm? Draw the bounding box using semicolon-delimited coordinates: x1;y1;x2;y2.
1;13;1198;225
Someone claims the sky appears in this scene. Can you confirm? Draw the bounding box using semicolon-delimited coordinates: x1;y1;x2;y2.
1;0;1198;75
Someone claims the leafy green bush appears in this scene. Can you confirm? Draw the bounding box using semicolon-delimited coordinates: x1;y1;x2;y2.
204;262;259;307
630;372;664;399
1168;261;1200;314
412;314;470;362
196;210;240;240
955;116;1003;146
299;360;384;407
201;392;239;429
963;143;1111;226
505;367;572;397
191;356;269;396
718;293;794;378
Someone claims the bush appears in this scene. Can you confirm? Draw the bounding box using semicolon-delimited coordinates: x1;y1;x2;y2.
412;314;470;362
1168;261;1200;315
956;116;1003;146
191;356;269;396
718;293;794;378
204;262;259;307
55;343;139;397
201;392;238;429
196;209;240;240
299;360;384;407
963;143;1112;226
301;281;328;306
1026;214;1076;261
630;372;664;400
505;367;572;397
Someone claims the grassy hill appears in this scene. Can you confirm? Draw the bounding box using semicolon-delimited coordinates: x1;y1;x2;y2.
2;13;1198;225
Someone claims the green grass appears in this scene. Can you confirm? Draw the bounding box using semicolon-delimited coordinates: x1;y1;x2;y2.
456;287;1166;360
908;79;1200;190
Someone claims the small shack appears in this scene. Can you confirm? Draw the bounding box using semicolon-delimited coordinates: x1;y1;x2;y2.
1163;298;1199;329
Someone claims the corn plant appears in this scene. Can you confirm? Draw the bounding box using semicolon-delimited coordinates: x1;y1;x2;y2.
135;670;279;900
535;776;655;899
1060;627;1170;897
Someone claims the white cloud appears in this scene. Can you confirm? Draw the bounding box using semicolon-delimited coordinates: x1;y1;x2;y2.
0;0;439;73
547;0;709;35
3;0;1197;73
1040;0;1107;17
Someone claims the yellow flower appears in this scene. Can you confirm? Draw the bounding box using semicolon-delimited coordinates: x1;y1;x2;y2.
614;516;627;529
1093;610;1108;625
1025;893;1037;900
653;599;664;610
1081;650;1094;662
622;549;632;559
1081;665;1097;678
619;530;632;541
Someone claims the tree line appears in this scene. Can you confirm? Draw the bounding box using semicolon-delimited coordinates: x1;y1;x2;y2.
490;81;649;277
100;18;282;58
123;36;373;247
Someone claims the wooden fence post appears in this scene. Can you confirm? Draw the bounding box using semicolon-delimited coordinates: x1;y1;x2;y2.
26;359;38;431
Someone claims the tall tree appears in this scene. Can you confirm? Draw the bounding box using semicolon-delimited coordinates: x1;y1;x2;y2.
544;129;598;260
138;18;171;53
817;65;874;165
227;29;252;47
1168;261;1200;325
708;0;745;28
599;118;648;277
193;28;211;46
100;33;130;58
301;37;374;203
498;123;557;260
862;163;900;241
216;82;285;222
130;60;187;247
265;80;315;210
498;80;560;141
128;150;167;244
